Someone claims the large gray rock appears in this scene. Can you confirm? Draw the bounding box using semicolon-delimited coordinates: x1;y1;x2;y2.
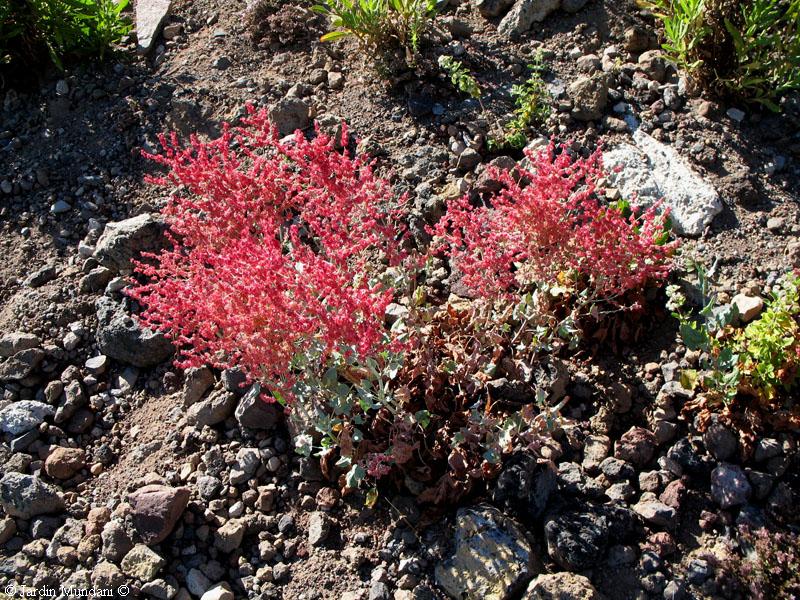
94;214;165;274
603;130;722;237
187;387;237;427
129;485;190;545
136;0;172;54
498;0;560;36
0;348;45;381
711;463;751;508
435;505;537;600
0;472;64;518
268;98;310;136
95;297;173;368
235;383;280;430
568;75;608;121
0;400;54;435
0;332;41;358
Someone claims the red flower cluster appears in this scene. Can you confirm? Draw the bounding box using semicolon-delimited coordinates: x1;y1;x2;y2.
430;143;677;303
128;106;408;398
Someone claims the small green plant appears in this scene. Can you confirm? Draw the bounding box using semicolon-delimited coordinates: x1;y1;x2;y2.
488;60;551;151
1;0;131;73
312;0;437;56
669;264;800;405
721;0;800;111
667;261;742;404
438;55;481;99
640;0;800;110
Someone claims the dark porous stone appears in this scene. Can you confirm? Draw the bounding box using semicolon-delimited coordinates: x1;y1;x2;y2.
493;452;557;520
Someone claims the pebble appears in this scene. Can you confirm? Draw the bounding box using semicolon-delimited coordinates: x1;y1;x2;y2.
726;107;745;122
51;200;72;214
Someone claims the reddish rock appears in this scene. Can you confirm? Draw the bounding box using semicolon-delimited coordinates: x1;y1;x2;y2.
315;487;340;511
129;485;190;545
614;427;657;467
86;507;112;536
659;480;686;509
44;447;86;480
645;532;676;558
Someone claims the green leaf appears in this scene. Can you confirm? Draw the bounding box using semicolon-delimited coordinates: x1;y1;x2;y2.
320;30;350;42
679;322;709;351
680;369;699;391
414;410;431;428
345;464;365;489
365;487;379;508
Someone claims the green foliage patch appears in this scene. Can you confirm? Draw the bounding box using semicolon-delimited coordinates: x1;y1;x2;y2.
1;0;131;75
640;0;800;110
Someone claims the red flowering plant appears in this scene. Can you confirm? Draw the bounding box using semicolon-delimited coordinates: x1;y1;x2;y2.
430;142;679;345
128;106;410;403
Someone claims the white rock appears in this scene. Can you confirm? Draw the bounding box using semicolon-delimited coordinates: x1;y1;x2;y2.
603;130;722;237
498;0;560;37
136;0;172;53
201;583;234;600
732;294;764;322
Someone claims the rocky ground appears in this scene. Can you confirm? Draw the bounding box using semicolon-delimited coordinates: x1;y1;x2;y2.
1;0;799;598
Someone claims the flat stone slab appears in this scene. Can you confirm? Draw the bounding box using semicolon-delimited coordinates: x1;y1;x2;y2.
136;0;172;53
604;130;722;237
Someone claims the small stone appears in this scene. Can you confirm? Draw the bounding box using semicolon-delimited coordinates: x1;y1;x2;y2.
44;447;86;479
524;572;602;599
754;438;781;462
187;388;237;427
308;512;331;546
0;473;64;518
120;544;165;581
711;463;752;508
726;107;745;122
732;294;763;323
633;501;677;528
51;200;72;214
129;484;190;545
327;72;345;90
0;332;41;357
637;50;666;82
456;148;481;170
187;568;212;596
85;355;109;375
766;216;784;232
544;510;608;571
136;0;172;53
0;517;17;545
235;383;280;429
615;427;657;467
0;401;54;435
568;75;609;121
703;422;739;460
435;505;535;600
215;519;246;553
201;583;234;600
183;366;215;407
